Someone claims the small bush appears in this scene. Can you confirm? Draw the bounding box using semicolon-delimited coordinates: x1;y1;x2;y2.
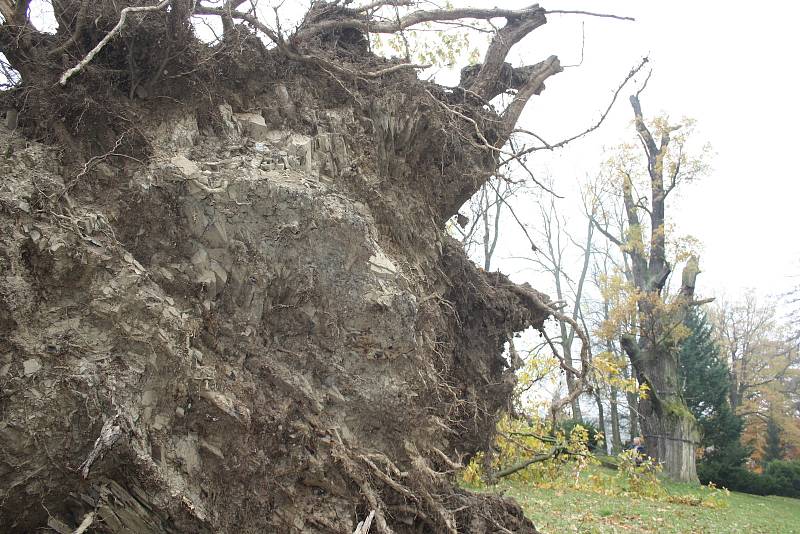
558;419;603;452
461;416;597;487
616;450;664;498
764;460;800;498
698;459;800;498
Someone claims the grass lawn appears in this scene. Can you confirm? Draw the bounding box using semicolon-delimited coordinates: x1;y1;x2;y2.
477;468;800;533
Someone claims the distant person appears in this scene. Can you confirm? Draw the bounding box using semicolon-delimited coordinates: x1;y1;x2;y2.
627;436;645;465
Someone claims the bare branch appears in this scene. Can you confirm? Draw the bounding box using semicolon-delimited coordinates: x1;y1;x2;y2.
485;180;541;252
354;0;414;13
542;329;581;377
590;215;624;248
635;69;652;98
196;5;430;79
505;57;649;159
219;0;248;35
465;7;548;101
498;55;562;139
506;282;593;422
0;0;30;26
48;0;90;57
630;93;658;161
544;10;635;22
294;4;547;41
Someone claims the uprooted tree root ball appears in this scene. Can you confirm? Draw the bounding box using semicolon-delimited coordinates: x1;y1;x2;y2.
0;1;579;532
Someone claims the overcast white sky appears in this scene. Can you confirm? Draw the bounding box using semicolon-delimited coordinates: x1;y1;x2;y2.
484;0;800;300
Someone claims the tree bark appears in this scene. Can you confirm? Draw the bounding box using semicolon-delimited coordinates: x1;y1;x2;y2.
622;363;641;440
623;335;698;482
594;391;606;452
609;386;622;453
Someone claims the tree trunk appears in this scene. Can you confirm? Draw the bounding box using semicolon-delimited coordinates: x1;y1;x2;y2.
0;2;569;531
0;86;549;532
567;371;584;422
627;391;640;440
622;336;699;482
609;386;623;453
622;364;640;440
639;409;698;482
594;392;606;453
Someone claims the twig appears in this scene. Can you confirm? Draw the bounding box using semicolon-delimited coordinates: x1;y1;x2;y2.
60;130;131;196
562;21;585;69
544;10;635;22
503;56;649;159
355;0;413;12
485;179;541;252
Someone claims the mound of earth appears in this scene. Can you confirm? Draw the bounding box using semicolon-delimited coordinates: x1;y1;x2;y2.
0;60;552;531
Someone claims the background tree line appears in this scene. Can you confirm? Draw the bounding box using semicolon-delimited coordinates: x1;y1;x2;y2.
455;86;800;494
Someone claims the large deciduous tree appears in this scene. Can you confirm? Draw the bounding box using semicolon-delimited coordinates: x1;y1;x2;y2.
713;295;800;462
592;92;709;482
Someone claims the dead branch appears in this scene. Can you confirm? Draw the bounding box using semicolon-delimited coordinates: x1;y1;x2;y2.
494;447;560;479
0;0;31;26
294;4;547;42
47;0;90;57
463;8;549;101
506;281;593;422
485;180;541;252
504;56;649;159
194;4;281;43
497;55;562;139
541;329;581;377
219;0;248;36
544;10;635;21
355;1;414;13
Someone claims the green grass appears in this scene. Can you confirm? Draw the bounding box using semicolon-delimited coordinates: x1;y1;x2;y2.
476;468;800;533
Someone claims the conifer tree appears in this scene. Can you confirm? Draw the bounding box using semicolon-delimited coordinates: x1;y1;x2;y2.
679;309;749;467
680;309;730;421
762;416;785;466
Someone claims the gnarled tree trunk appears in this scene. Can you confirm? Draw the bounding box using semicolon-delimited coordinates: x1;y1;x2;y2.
622;335;699;482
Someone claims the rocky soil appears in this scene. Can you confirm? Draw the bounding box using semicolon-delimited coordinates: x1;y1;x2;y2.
0;49;553;532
